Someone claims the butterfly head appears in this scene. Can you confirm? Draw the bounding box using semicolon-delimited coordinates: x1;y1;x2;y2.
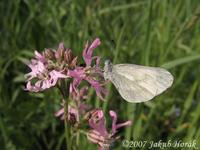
104;59;112;66
103;59;113;80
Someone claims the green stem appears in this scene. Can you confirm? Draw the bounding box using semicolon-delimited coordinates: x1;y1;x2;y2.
0;117;8;143
64;102;71;150
57;82;71;150
79;129;88;135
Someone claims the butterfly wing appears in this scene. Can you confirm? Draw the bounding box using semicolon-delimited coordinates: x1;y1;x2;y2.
110;64;173;103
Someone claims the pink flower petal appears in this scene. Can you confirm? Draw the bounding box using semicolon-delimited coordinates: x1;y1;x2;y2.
55;108;64;117
115;121;132;129
34;51;46;63
85;77;107;100
67;67;85;78
109;110;132;134
88;109;108;137
83;38;101;66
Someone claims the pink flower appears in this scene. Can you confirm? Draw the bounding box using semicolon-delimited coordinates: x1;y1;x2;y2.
68;68;107;100
83;38;101;66
67;67;107;100
87;130;111;150
67;38;107;100
34;51;46;63
87;109;132;149
109;111;132;135
24;51;68;92
69;85;90;115
55;105;79;124
55;84;90;124
88;109;108;137
70;84;88;101
85;77;107;100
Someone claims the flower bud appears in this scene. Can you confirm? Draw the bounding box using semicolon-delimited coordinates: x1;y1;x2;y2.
69;57;78;69
55;43;65;61
44;48;55;60
64;49;74;63
68;113;77;125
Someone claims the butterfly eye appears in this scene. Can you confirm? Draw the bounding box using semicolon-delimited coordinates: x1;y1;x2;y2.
104;59;111;66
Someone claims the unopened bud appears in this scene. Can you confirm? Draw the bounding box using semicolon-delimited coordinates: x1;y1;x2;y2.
44;48;55;59
64;49;74;63
55;43;65;60
69;57;78;69
68;113;77;125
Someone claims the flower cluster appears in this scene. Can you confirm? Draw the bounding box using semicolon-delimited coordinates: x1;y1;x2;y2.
24;38;132;149
87;109;132;150
24;43;77;92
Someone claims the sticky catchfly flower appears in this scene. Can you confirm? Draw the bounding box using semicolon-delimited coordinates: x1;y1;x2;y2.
87;109;132;149
68;38;107;100
24;51;68;92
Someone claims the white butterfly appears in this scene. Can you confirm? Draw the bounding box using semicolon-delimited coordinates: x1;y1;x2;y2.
103;60;174;103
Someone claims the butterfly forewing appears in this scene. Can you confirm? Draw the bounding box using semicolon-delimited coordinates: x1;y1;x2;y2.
111;64;173;103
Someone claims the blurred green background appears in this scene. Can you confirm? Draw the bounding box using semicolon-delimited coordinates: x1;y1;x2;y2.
0;0;200;149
